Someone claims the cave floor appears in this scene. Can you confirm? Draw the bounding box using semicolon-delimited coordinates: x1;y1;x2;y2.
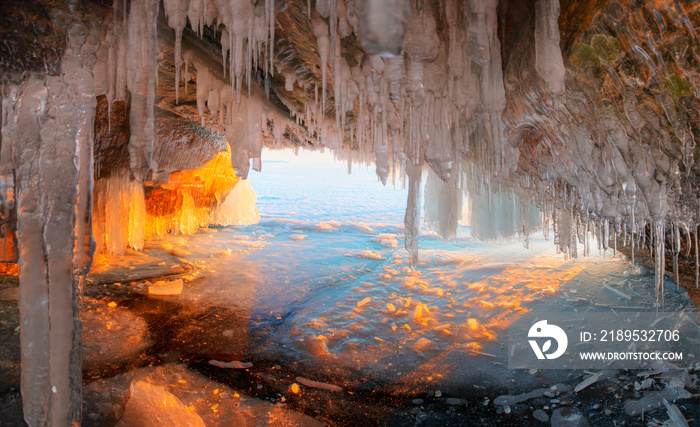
0;220;698;426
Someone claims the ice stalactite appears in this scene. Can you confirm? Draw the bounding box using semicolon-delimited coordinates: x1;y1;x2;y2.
404;162;423;267
163;0;188;104
355;0;411;56
0;17;98;425
92;145;244;255
465;0;507;174
654;221;665;308
461;182;541;242
423;169;464;240
312;18;330;116
92;171;146;255
534;0;565;98
127;0;159;181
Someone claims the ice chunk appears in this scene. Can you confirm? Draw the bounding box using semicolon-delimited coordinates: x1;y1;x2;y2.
208;360;253;369
148;279;184;295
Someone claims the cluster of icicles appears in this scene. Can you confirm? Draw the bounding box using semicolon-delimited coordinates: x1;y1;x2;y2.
94;0;699;294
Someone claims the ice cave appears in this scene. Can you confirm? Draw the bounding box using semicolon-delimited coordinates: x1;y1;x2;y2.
0;0;699;425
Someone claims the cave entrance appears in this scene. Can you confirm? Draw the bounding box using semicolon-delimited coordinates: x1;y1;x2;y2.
58;149;700;425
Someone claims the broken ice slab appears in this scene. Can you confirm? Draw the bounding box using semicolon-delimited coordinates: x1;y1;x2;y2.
87;251;194;285
148;279;184;295
84;363;324;427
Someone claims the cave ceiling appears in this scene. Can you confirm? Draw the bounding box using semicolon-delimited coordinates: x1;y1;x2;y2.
1;0;699;228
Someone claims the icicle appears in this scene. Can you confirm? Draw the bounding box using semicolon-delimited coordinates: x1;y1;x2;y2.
654;221;665;309
127;0;159;181
163;0;187;104
404;163;423;267
673;222;680;290
312;18;329;116
534;0;565;97
268;0;275;82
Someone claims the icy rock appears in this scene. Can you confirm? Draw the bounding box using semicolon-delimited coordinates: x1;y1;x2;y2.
446;398;465;405
116;380;205;427
532;409;549;422
148;279;183;295
550;407;587;427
